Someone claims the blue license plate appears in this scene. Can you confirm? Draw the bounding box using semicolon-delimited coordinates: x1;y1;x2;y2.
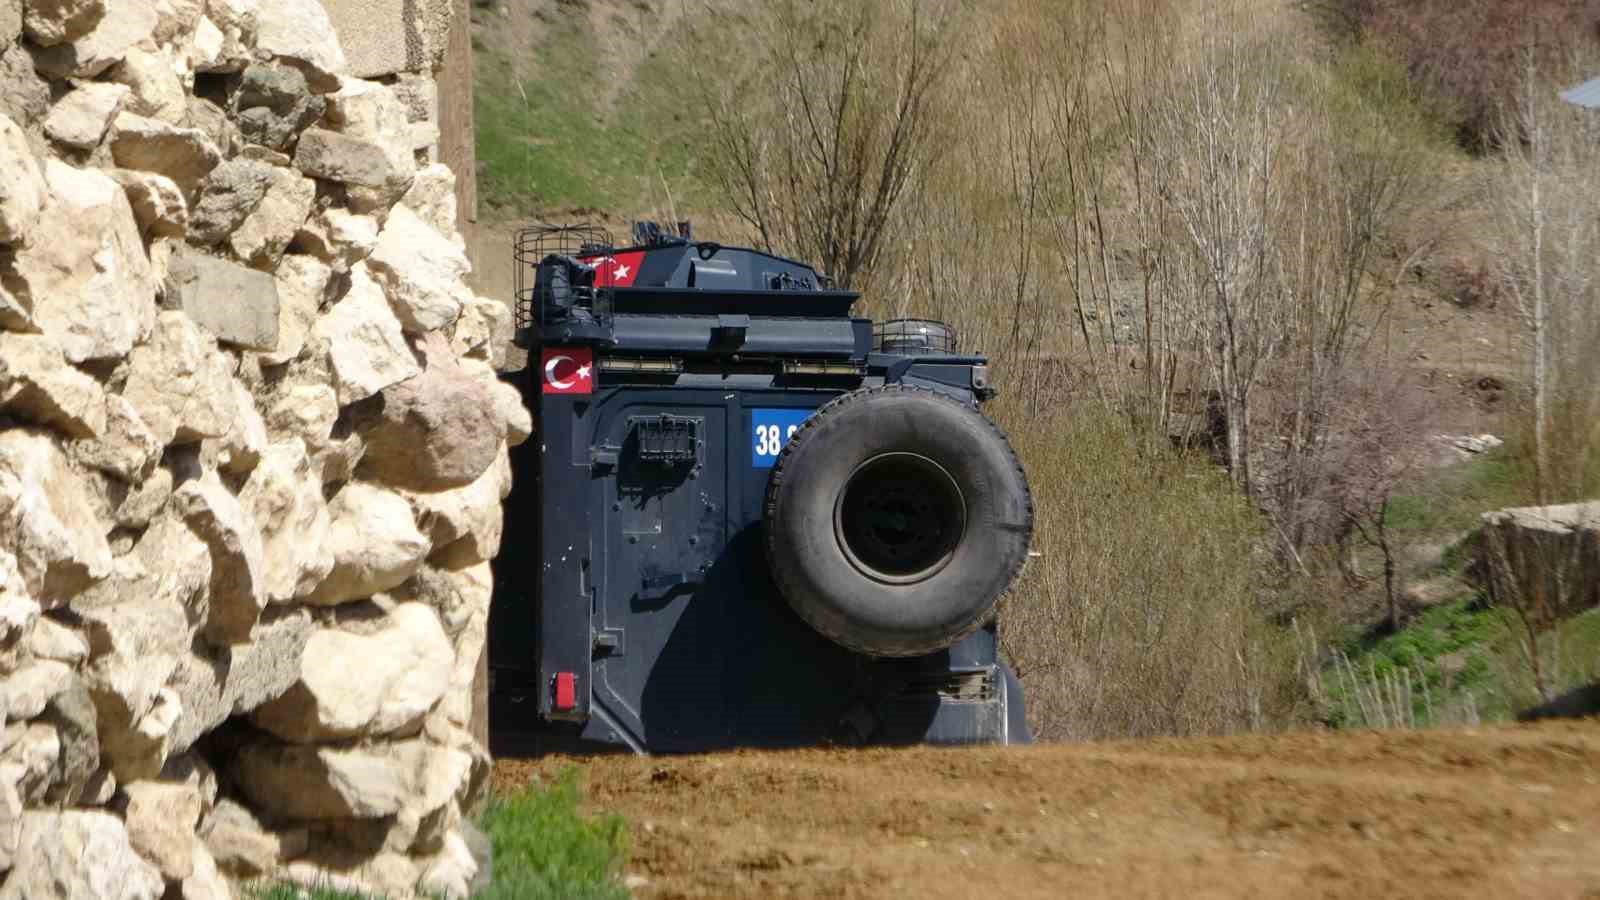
751;408;812;468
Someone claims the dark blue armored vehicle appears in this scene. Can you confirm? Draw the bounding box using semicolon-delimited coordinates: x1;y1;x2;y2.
489;223;1034;754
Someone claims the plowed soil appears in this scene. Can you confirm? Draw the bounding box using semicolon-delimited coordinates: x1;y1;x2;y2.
493;721;1600;899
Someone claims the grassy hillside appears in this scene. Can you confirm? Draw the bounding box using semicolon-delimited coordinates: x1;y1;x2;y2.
470;0;724;214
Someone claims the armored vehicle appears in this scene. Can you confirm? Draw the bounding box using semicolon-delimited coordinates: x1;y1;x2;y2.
489;223;1034;753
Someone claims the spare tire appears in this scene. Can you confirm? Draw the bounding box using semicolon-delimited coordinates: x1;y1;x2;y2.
764;385;1033;657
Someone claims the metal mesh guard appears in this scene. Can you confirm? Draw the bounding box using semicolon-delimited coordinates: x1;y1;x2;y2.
873;318;958;355
631;415;700;464
513;223;613;347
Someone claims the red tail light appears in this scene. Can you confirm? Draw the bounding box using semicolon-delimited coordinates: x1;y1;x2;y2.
553;671;577;711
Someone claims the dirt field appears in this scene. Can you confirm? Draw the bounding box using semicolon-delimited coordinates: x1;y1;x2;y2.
494;720;1600;899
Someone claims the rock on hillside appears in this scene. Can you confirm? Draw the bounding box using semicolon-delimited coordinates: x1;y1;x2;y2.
1477;502;1600;620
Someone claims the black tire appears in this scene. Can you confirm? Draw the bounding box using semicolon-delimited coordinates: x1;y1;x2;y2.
764;385;1033;657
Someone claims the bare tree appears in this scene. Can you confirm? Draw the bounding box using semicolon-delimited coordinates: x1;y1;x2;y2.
1143;3;1303;499
1490;53;1600;503
697;0;964;292
1326;369;1439;633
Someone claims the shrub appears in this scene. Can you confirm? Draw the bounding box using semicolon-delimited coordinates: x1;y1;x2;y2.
997;405;1299;740
1316;0;1600;148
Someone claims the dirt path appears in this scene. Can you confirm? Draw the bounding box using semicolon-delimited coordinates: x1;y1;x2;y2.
494;721;1600;899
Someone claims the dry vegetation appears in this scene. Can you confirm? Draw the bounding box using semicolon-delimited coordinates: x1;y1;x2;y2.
469;0;1600;741
683;0;1600;738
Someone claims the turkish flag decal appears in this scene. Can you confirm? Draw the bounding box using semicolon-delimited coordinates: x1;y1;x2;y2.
541;347;594;395
578;250;645;288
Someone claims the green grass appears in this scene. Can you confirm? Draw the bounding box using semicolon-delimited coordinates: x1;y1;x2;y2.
1325;601;1600;728
1312;444;1600;729
473;15;715;214
1322;598;1505;728
1382;448;1522;542
473;769;629;900
250;769;629;900
249;885;379;900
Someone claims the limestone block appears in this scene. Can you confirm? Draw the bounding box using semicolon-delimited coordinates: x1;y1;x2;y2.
293;126;411;193
37;676;100;805
31;0;157;78
396;563;490;645
42;81;128;150
159;753;218;814
292;205;378;265
417;826;486;900
240;439;333;602
311;262;419;404
109;46;188;125
198;0;256;73
0;331;108;439
111;112;222;193
232;736;472;821
0;810;164;900
366;203;469;332
151;0;203;45
110;466;172;529
6;160;156;363
261;379;337;449
174;474;266;645
181;841;233;900
4;723;60;803
354;345;499;492
200;797;304;878
162;247;280;350
0;430;113;605
188;158;278;244
400;162;459;244
1;0;23;44
447;295;499;366
260;254;330;366
230;166;314;268
0;113;44;244
111;168;188;238
122;311;240;446
231;62;323;152
69;395;161;485
21;0;103;47
304;482;429;605
252;0;346;90
184;95;237;159
166;607;311;752
323;0;450;78
408;447;509;568
0;762;21;872
3;658;72;720
26;614;88;664
187;14;225;71
121;779;204;880
213;379;266;476
0;43;50;132
253;602;452;742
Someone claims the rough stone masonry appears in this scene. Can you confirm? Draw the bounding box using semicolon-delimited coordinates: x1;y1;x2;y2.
0;1;522;897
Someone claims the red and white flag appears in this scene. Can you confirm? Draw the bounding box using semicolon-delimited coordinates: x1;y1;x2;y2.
541;347;594;395
580;250;645;288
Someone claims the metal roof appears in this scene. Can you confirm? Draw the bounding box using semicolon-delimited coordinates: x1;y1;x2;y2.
1559;77;1600;109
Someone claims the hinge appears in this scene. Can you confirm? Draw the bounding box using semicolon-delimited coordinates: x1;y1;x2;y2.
589;444;619;472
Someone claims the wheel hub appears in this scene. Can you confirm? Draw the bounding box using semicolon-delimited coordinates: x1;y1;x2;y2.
834;452;966;584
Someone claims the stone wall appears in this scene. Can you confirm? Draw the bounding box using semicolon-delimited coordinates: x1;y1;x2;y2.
322;0;476;222
0;2;523;897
